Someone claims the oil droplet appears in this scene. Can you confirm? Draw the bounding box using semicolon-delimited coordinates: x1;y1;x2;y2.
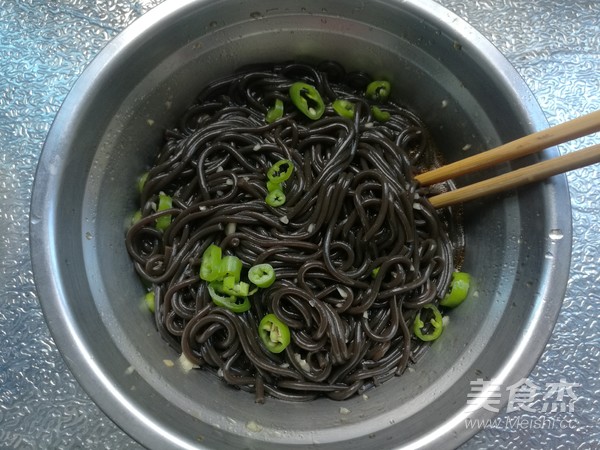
549;229;563;241
545;251;554;260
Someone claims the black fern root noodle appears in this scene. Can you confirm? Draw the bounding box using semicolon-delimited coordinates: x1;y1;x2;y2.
126;61;464;402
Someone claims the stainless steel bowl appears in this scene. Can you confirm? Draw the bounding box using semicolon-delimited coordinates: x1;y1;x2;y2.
30;0;571;448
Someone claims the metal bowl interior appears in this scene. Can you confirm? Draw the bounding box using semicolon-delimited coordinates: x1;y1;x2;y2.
30;0;571;449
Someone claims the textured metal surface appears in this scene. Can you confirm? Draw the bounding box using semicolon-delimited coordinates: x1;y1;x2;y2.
1;1;598;450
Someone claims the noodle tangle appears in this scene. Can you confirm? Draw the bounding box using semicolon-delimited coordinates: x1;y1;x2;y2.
126;61;464;402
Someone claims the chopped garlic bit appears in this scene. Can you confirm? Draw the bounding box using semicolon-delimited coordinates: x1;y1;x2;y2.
462;144;472;151
279;215;290;224
225;222;237;235
413;202;423;210
362;311;369;319
146;119;155;126
199;205;207;211
293;353;310;372
442;315;450;327
225;178;234;185
365;122;374;128
217;368;224;377
362;394;369;401
441;99;448;108
246;420;263;432
337;286;348;299
253;143;261;151
178;353;199;373
307;223;316;233
163;359;174;367
216;166;224;172
124;365;135;375
339;407;351;415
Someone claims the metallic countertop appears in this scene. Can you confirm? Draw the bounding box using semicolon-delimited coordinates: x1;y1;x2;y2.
1;0;598;448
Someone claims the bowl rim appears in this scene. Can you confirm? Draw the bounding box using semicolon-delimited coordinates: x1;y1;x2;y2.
30;0;572;448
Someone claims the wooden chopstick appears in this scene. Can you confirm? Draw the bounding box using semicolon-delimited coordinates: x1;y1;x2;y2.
415;109;600;186
427;143;600;208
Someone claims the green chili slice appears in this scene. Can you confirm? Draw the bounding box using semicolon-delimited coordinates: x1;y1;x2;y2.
258;313;291;353
137;172;149;194
131;209;142;225
265;98;284;123
332;99;355;119
413;304;443;341
371;106;390;122
366;80;391;102
266;180;281;193
267;159;294;183
371;267;380;278
248;263;276;288
144;291;155;313
155;192;172;231
222;276;250;297
440;272;471;308
289;82;325;120
219;255;243;282
208;282;251;313
199;244;222;282
265;188;286;207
